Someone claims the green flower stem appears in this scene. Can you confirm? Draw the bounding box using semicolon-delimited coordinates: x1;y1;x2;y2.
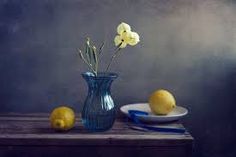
106;48;121;72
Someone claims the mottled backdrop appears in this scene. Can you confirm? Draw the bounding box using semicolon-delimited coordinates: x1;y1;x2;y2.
1;0;236;157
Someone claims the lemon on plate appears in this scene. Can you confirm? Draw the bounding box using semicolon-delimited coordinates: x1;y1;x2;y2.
148;89;176;115
50;106;75;131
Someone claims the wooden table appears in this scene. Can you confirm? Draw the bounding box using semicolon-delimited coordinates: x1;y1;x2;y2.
0;113;194;157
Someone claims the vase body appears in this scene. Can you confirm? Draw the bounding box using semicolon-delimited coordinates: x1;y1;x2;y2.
81;72;118;132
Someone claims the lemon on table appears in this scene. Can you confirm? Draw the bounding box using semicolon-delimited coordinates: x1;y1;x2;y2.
50;106;75;131
148;89;176;115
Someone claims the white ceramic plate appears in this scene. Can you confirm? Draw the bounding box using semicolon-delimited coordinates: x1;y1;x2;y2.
120;103;188;123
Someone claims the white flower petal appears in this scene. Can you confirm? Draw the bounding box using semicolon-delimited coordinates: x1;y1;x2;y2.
114;35;122;46
120;30;132;43
128;32;140;46
117;22;131;35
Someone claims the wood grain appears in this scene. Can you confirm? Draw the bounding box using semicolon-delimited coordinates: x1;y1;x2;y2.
0;113;194;157
0;113;193;147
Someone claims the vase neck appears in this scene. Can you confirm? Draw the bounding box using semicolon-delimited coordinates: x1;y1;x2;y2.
82;72;118;93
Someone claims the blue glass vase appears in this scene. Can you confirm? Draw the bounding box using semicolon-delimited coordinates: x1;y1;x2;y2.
81;72;118;132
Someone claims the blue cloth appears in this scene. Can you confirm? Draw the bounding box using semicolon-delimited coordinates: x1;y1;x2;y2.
128;110;186;134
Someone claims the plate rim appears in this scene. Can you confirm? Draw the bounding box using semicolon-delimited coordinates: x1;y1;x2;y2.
120;103;188;118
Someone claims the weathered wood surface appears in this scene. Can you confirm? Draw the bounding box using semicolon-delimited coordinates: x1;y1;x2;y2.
0;113;194;157
0;113;193;147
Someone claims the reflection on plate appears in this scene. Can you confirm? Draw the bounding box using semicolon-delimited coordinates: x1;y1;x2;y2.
120;103;188;123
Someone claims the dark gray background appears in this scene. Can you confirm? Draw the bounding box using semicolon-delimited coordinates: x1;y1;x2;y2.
1;0;236;156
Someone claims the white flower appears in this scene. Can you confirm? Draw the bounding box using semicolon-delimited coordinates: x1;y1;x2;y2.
114;35;127;48
128;32;140;46
115;31;136;48
117;22;131;35
114;22;140;48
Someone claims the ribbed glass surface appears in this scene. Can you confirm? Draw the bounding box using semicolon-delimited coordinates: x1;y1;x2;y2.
81;72;118;132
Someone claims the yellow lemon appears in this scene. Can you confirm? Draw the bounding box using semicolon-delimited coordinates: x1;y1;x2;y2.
50;106;75;131
148;89;176;115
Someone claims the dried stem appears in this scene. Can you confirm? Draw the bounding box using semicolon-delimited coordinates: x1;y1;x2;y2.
77;48;97;75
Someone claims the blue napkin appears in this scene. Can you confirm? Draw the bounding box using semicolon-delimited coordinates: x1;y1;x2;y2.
128;110;186;134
